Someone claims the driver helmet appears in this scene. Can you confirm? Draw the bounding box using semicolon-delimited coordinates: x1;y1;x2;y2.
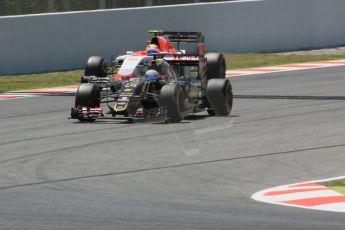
145;69;159;81
146;44;159;55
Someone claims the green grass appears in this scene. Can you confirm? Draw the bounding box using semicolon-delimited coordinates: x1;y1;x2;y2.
325;181;345;195
0;70;83;93
224;53;345;70
2;53;345;92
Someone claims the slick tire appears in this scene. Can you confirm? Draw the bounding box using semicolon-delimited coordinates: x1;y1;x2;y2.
206;79;233;116
84;56;107;77
205;53;226;80
75;83;101;107
159;84;184;123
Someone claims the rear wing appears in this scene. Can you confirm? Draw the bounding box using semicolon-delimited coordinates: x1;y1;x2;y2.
149;30;205;56
161;32;204;43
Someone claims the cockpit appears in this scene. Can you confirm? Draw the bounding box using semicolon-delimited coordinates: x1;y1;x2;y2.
114;56;176;81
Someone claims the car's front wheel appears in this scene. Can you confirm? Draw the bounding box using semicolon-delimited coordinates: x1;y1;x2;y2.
84;56;108;78
158;84;184;123
75;83;101;107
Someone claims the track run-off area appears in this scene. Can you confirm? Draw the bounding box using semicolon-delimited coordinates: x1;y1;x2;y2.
1;62;345;229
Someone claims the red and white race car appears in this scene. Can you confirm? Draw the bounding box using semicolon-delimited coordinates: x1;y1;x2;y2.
71;30;233;122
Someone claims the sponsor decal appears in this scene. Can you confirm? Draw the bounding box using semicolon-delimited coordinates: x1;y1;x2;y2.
164;55;199;61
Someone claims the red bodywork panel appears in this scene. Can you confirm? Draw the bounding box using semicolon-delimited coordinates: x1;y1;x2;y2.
133;36;178;56
114;73;168;81
114;73;135;81
115;36;178;80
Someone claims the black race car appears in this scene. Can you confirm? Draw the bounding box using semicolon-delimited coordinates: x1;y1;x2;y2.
70;31;233;123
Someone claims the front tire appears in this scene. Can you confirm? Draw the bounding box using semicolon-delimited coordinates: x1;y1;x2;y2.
158;84;184;123
84;56;107;77
75;83;100;107
206;79;233;116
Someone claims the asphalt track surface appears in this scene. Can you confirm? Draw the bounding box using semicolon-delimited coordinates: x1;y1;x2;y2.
1;66;345;229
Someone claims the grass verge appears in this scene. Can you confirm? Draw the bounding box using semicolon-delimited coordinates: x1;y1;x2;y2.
1;53;345;92
325;181;345;195
0;70;83;93
223;53;345;69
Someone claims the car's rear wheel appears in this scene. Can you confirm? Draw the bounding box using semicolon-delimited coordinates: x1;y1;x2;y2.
205;53;226;80
159;84;184;123
84;56;107;78
206;79;233;116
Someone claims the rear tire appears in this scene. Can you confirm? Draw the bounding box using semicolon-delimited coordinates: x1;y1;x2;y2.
206;79;233;116
159;84;184;123
205;53;226;80
84;56;107;77
75;83;100;107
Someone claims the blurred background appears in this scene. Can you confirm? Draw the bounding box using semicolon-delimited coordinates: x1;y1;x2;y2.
0;0;237;16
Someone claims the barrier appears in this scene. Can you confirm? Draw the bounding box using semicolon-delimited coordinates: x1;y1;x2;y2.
0;0;345;74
